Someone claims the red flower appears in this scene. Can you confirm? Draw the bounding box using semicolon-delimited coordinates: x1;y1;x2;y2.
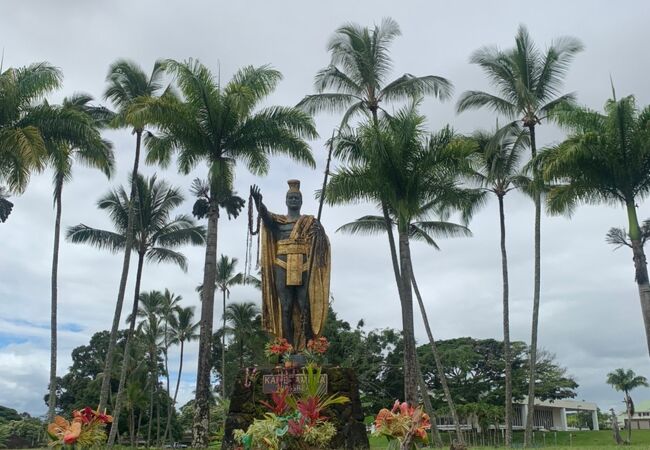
296;396;322;424
260;388;291;415
288;417;306;436
307;337;329;354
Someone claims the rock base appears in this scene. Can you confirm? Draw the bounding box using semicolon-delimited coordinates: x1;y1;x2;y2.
222;366;369;450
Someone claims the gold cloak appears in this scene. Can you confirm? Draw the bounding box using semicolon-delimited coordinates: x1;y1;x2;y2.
260;214;330;350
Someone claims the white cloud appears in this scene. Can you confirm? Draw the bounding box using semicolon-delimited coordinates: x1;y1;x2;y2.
2;0;650;416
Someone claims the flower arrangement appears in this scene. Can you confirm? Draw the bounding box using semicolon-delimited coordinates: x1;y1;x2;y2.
264;337;294;363
373;401;431;450
234;365;348;450
47;407;112;448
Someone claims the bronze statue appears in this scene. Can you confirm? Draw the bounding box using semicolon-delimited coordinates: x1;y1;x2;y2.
250;180;330;349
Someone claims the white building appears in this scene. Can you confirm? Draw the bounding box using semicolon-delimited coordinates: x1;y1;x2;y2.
435;398;599;432
617;400;650;430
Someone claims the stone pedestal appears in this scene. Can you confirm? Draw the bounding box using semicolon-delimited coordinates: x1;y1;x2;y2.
222;366;369;450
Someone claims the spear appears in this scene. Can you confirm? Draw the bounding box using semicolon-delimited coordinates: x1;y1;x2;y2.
305;130;336;316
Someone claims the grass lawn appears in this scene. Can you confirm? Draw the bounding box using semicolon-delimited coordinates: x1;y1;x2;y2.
369;430;650;449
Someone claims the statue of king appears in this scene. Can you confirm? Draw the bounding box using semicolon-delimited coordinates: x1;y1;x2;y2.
250;180;330;349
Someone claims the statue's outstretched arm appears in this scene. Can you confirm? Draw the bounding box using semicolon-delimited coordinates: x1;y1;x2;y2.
250;184;275;230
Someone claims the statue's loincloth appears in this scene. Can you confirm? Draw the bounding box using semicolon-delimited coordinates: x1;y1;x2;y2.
274;238;309;286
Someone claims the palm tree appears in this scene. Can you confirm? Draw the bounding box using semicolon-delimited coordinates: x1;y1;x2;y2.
327;105;480;443
139;314;165;447
456;26;583;445
606;368;649;443
471;124;528;446
98;59;168;412
0;62;61;194
223;302;261;368
298;19;452;405
164;306;199;443
158;289;182;441
67;175;205;444
538;93;650;360
297;18;452;127
45;94;114;422
142;59;317;447
197;255;247;399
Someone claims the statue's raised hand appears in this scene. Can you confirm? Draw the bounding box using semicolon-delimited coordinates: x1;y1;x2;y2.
250;184;263;207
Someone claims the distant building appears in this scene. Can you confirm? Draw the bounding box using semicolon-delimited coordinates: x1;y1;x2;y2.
435;397;599;432
617;400;650;430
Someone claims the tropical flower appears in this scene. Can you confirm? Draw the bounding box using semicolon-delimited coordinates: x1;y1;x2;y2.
264;338;293;358
306;336;329;354
374;401;430;449
47;407;112;449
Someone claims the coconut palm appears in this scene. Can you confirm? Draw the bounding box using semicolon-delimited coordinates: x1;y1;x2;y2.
327;104;481;443
297;18;452;127
45;94;114;421
0;62;61;194
98;59;169;412
299;19;452;405
538;94;650;361
196;255;247;399
141;59;317;446
157;289;182;440
66;174;205;444
223;301;262;368
471;124;528;445
163;306;199;443
606;368;648;444
456;26;583;445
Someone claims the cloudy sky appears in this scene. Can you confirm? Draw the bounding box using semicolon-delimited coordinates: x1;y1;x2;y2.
2;0;650;417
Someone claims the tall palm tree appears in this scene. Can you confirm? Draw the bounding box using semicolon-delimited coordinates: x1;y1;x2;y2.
139;314;165;447
298;19;452;405
606;368;649;444
0;62;61;194
67;175;205;444
297;18;452;127
198;255;247;399
327;105;481;443
163;306;199;443
45;94;114;421
538;93;650;360
471;124;528;446
142;59;317;447
98;59;169;412
158;289;182;441
456;26;583;445
223;301;261;368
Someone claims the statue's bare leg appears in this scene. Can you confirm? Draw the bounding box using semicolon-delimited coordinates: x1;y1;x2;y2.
274;265;294;345
296;271;313;341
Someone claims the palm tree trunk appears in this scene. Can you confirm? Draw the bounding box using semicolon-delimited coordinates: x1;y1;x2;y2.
108;251;146;446
524;124;540;447
222;289;227;399
48;176;63;422
397;229;418;405
164;340;186;443
410;259;464;445
416;355;443;448
193;200;219;448
130;407;135;447
163;324;171;444
626;203;650;357
498;194;513;447
99;129;143;412
626;392;633;444
147;385;153;447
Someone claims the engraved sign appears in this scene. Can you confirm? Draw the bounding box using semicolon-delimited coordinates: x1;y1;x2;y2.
262;373;328;395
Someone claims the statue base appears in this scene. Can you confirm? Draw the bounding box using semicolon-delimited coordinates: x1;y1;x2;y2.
222;366;369;450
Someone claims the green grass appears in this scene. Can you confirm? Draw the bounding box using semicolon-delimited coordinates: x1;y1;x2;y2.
369;430;650;449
